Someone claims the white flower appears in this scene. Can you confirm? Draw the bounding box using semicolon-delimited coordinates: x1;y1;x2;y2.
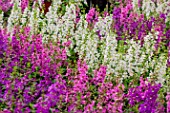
0;11;3;29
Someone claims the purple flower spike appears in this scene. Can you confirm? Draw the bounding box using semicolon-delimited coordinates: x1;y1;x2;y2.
86;8;98;24
127;77;161;113
0;0;13;12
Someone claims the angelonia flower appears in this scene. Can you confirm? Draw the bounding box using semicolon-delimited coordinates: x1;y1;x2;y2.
0;0;13;12
0;26;69;112
166;92;170;113
0;29;8;58
66;62;125;112
112;7;122;39
75;5;80;23
167;41;170;67
92;65;107;85
103;11;109;17
96;83;124;113
34;75;67;112
86;8;99;24
96;30;102;39
138;0;142;8
0;0;170;112
127;77;161;113
21;0;29;12
165;30;170;39
73;60;89;93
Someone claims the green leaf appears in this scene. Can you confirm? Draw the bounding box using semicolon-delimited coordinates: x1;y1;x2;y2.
89;84;95;91
133;104;139;112
28;74;33;79
0;102;6;110
0;58;3;65
27;62;31;68
13;66;18;71
168;67;170;72
166;20;170;28
29;103;34;109
114;2;120;5
20;57;23;62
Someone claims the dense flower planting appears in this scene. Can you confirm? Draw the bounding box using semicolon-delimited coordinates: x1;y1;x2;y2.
0;0;170;112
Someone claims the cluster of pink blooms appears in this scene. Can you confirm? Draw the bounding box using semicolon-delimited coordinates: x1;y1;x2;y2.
0;0;13;12
0;25;125;112
0;0;170;112
20;0;29;12
86;8;99;24
166;93;170;113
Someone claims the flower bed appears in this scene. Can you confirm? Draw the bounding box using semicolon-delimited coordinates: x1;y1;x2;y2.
0;0;170;112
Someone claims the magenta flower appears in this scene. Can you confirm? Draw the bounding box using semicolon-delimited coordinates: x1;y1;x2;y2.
0;29;8;58
167;42;170;67
127;77;161;113
75;6;80;23
138;0;142;8
166;92;170;112
0;0;13;12
86;8;98;24
63;40;72;47
103;11;109;17
20;0;29;12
